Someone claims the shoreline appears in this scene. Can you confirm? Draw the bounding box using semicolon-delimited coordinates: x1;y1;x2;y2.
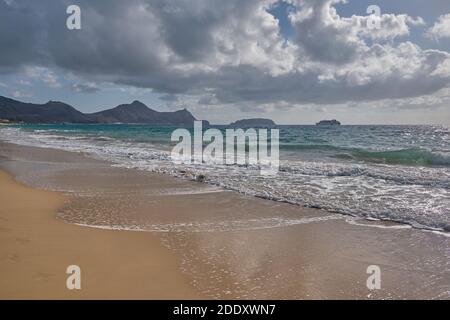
0;140;449;299
0;169;200;299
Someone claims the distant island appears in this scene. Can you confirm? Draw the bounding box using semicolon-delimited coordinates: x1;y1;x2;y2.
316;119;341;126
0;96;209;126
229;118;276;128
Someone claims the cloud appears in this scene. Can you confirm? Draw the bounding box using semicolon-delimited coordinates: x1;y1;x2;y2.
17;79;31;86
0;0;49;73
197;94;219;105
288;0;425;65
71;82;100;93
11;90;32;99
159;93;179;102
24;66;61;88
425;13;450;40
0;0;449;109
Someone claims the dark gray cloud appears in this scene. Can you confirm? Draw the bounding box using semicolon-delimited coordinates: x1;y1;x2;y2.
0;0;47;71
1;0;450;107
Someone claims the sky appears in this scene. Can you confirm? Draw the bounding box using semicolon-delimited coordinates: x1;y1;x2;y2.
0;0;450;125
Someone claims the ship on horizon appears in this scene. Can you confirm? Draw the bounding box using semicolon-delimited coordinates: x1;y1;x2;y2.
316;119;341;126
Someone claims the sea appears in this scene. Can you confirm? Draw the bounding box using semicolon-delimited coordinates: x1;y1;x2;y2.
1;124;449;233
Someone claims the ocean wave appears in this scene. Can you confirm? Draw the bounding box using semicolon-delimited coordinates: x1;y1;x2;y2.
342;148;450;167
282;143;450;167
1;125;449;234
279;162;450;189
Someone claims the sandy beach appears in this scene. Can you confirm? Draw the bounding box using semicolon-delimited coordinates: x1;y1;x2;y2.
0;168;199;299
0;141;449;299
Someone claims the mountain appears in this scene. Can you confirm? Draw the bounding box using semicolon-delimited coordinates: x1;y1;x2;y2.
229;118;276;127
0;96;93;124
89;100;207;126
89;100;159;123
316;119;341;126
0;96;209;126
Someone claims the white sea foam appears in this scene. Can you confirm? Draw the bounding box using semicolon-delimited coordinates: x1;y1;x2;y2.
72;214;344;233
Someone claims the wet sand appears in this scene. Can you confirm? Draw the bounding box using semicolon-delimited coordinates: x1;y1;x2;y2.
0;141;449;299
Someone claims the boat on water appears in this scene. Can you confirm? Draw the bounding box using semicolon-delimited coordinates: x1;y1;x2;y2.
316;119;341;126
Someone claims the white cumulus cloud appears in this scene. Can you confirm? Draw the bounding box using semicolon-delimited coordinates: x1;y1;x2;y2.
426;13;450;40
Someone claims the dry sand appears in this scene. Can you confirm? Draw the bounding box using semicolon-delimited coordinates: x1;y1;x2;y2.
0;170;200;299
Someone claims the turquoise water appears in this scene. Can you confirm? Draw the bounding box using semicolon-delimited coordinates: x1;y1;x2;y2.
1;124;449;231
